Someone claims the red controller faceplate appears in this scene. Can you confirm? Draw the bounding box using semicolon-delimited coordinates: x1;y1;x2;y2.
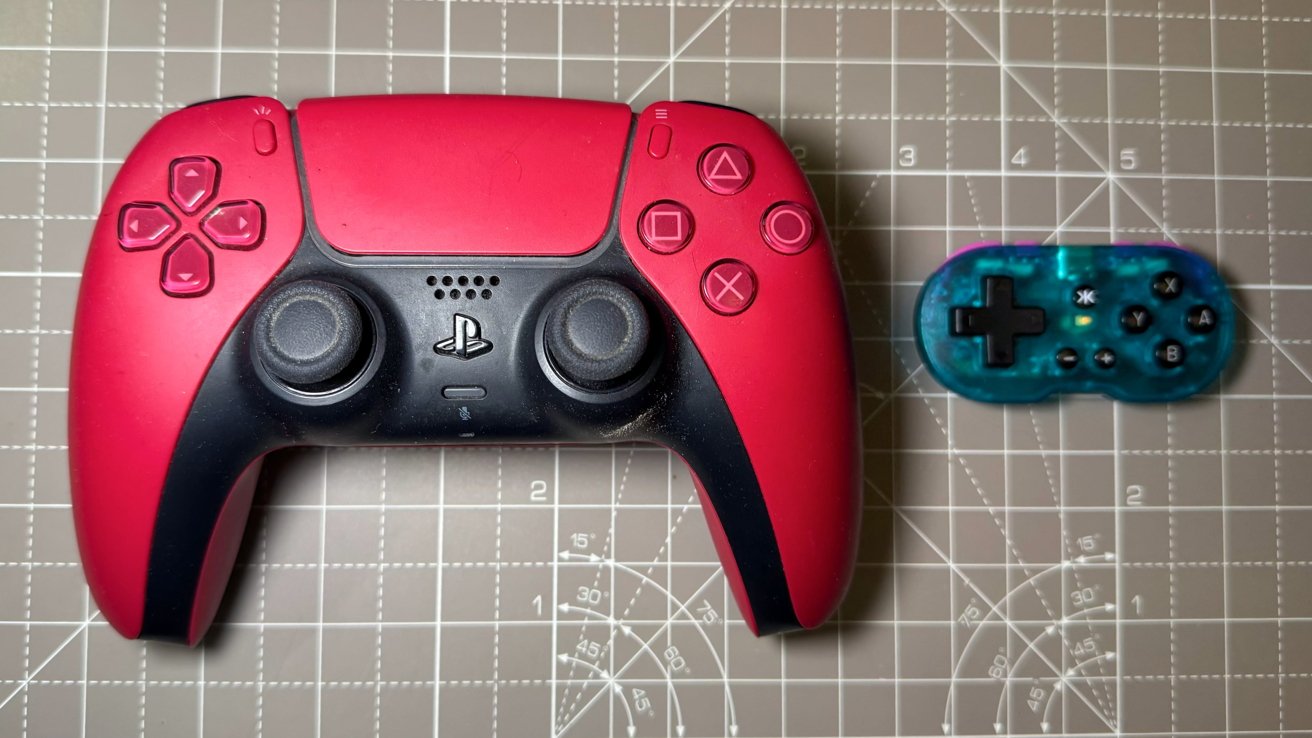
619;102;861;628
69;97;304;638
297;95;632;256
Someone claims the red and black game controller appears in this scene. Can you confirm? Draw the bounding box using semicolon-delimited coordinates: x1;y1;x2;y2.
69;95;860;644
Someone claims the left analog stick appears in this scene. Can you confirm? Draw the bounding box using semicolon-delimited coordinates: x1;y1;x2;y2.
253;281;366;390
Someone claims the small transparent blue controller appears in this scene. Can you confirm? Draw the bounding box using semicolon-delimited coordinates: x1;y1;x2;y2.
914;245;1234;403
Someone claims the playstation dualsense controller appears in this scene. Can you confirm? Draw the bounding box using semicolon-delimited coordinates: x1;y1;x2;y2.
915;244;1234;403
69;95;861;643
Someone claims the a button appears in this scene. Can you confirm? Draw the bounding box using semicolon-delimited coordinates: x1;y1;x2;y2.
951;276;1046;368
202;200;265;250
1056;348;1079;370
698;145;752;195
1072;285;1098;308
442;386;488;400
701;260;756;315
1120;305;1153;334
1156;339;1186;368
1187;305;1218;333
117;202;177;251
253;118;278;156
647;124;672;159
160;235;213;297
1093;348;1117;369
169;156;219;214
638;201;693;254
1152;271;1183;299
761;202;815;255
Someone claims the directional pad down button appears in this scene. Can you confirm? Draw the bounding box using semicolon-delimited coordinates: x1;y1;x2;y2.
951;276;1046;368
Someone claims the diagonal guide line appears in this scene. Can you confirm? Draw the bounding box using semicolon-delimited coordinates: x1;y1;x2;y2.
625;0;738;104
0;612;101;713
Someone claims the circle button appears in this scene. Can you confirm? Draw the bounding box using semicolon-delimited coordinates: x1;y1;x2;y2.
638;201;693;254
701;260;757;315
762;202;815;254
698;145;752;195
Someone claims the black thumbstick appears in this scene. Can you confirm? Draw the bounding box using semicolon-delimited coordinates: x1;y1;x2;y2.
544;280;651;390
253;281;365;389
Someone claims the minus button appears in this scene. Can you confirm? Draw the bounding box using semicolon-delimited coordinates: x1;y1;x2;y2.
442;385;487;400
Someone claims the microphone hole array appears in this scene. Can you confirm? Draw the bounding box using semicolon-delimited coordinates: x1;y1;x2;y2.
426;274;500;301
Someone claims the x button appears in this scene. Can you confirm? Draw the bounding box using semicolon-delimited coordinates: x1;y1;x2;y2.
701;260;756;315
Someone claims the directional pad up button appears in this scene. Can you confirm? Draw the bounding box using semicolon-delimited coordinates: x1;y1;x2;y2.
202;200;265;250
951;276;1046;368
169;156;219;214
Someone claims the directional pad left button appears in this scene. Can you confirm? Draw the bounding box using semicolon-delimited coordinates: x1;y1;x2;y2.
117;202;177;251
160;235;214;297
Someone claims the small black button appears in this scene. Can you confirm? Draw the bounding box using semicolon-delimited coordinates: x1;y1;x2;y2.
1152;271;1184;299
1056;348;1080;370
442;386;487;400
950;276;1047;368
1120;305;1153;334
1072;285;1098;308
1094;348;1117;369
1187;305;1218;333
1156;339;1186;368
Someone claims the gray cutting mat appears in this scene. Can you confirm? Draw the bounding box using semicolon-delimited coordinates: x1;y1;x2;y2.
2;0;1311;736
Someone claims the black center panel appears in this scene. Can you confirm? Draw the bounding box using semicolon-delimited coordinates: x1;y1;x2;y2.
142;111;800;641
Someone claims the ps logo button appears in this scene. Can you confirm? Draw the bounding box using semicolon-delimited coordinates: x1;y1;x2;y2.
1093;348;1117;369
1072;285;1098;308
1055;347;1080;370
701;260;756;315
762;202;815;255
1120;305;1153;334
1152;271;1183;299
1187;305;1217;333
434;314;493;360
698;145;752;195
1156;339;1186;368
638;201;693;254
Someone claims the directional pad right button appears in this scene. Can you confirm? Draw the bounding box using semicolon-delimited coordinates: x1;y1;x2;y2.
202;200;265;250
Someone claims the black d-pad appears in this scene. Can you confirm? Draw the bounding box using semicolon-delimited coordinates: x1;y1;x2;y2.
951;276;1046;368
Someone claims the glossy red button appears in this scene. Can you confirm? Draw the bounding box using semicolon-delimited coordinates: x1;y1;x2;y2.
202;200;265;249
253;119;278;156
761;202;815;254
647;124;672;159
701;260;756;315
117;202;177;251
698;145;752;195
160;235;213;297
170;156;219;214
638;201;693;254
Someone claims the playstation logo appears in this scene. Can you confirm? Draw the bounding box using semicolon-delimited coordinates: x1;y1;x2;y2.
434;314;493;360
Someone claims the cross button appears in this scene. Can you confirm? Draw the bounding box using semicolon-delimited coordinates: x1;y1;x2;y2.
701;260;756;315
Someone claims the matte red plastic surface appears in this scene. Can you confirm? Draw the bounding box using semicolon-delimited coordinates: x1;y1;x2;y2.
69;97;304;638
188;457;265;645
296;95;632;256
619;102;861;628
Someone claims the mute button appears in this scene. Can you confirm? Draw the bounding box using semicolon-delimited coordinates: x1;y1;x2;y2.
442;385;487;400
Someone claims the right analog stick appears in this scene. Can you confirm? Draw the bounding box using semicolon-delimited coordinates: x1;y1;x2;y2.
544;280;651;391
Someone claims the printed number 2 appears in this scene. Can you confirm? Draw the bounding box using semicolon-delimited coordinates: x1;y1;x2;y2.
1125;485;1144;506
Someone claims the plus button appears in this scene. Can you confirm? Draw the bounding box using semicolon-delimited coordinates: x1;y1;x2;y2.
951;276;1046;368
